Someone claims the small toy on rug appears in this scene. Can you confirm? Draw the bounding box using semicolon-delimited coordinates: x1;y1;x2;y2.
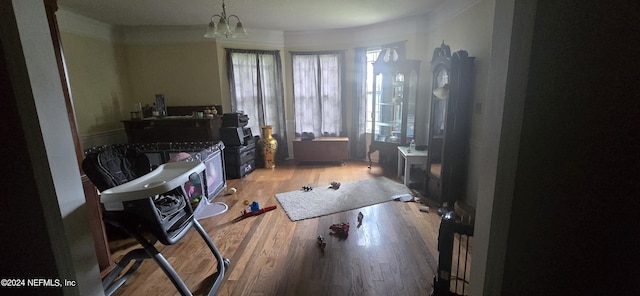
329;223;350;238
243;199;250;205
317;235;327;252
329;181;341;189
302;186;313;192
233;201;277;222
357;211;364;228
227;187;237;195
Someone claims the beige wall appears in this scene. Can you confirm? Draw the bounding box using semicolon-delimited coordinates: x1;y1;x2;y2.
124;42;221;108
60;32;130;147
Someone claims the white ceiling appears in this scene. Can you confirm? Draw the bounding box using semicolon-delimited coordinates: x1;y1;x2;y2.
57;0;445;31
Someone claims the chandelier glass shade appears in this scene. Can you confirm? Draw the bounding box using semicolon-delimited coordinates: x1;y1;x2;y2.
204;0;247;39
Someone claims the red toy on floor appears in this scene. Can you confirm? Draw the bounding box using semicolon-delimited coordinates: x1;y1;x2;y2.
233;201;277;222
329;223;350;238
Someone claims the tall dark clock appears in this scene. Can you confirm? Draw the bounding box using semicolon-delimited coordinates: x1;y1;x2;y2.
426;42;474;211
367;46;421;169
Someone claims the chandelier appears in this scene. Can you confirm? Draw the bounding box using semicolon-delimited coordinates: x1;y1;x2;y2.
204;0;248;39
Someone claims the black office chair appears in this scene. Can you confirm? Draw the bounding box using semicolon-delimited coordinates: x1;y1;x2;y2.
83;145;229;296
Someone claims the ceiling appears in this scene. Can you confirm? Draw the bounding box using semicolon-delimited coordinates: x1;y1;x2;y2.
57;0;445;32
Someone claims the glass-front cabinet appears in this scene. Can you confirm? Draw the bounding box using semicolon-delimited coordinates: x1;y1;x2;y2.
368;47;421;168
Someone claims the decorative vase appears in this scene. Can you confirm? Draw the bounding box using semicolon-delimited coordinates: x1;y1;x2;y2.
258;125;278;169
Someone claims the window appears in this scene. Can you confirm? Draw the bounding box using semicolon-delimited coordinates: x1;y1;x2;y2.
365;49;382;133
291;52;345;136
227;49;286;145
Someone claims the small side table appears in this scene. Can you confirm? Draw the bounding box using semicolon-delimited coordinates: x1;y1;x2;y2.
397;146;428;187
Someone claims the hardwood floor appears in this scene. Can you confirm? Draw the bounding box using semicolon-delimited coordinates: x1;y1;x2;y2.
109;160;445;296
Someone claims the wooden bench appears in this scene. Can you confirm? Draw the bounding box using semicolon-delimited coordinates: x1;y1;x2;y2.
292;137;349;165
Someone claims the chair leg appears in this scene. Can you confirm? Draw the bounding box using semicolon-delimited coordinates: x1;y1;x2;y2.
130;230;193;296
103;249;147;296
104;219;229;296
193;219;230;295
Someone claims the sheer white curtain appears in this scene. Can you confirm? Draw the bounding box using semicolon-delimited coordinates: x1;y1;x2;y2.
229;52;260;133
228;49;287;156
258;54;284;133
351;48;368;159
292;52;344;137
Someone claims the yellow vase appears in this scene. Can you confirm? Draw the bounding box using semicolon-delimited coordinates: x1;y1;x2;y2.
258;125;278;168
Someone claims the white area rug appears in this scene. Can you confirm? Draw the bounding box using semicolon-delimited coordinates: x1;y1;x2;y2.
275;177;412;221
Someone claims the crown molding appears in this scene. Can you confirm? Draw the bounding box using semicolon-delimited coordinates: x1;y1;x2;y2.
120;26;285;45
56;9;117;42
420;0;482;35
56;9;285;45
283;15;422;47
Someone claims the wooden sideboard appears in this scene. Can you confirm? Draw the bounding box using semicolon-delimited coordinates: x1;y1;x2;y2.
292;137;349;164
123;116;221;143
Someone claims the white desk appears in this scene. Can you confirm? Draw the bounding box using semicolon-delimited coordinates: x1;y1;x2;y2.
397;146;428;186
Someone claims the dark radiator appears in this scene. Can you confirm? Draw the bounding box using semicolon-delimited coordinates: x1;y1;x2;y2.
432;211;474;296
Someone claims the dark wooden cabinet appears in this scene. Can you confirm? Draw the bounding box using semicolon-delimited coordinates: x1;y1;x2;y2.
426;42;474;208
368;47;421;169
122;117;222;143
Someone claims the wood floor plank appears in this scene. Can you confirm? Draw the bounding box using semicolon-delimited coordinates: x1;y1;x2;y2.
110;160;446;296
